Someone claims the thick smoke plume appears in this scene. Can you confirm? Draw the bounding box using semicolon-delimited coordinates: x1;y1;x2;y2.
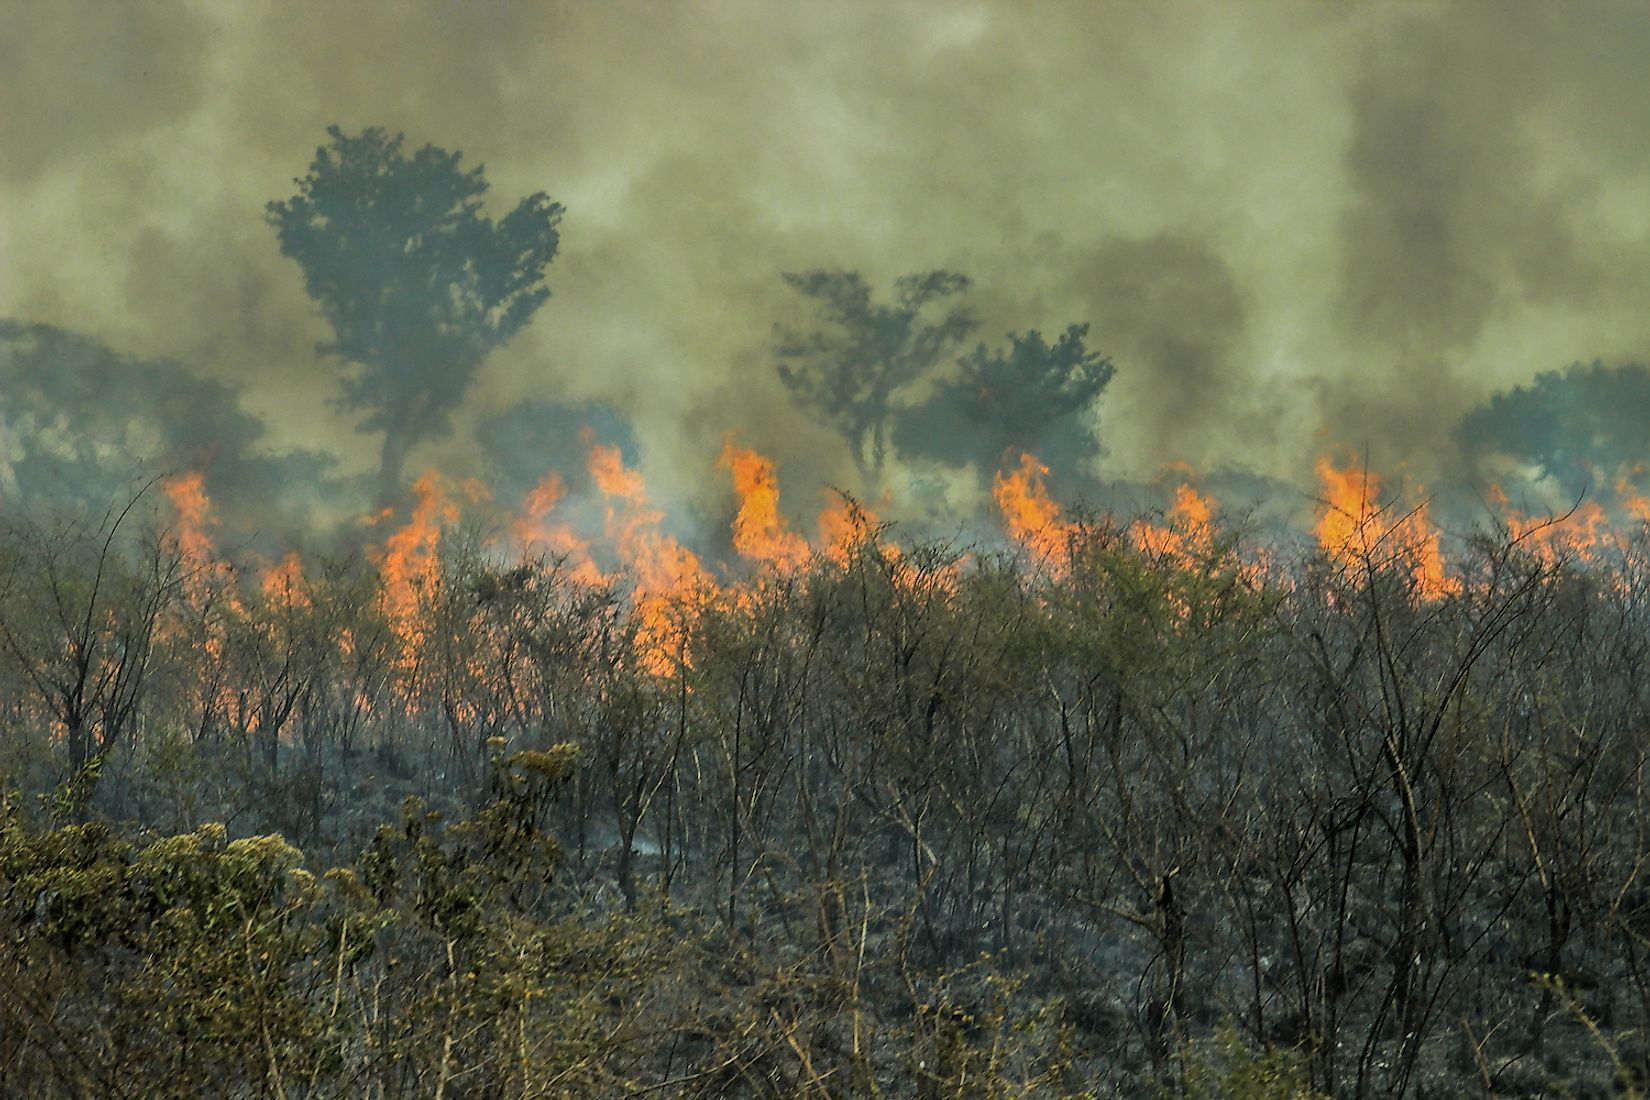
6;2;1650;531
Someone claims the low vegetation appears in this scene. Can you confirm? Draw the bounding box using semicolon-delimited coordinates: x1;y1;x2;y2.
2;488;1647;1097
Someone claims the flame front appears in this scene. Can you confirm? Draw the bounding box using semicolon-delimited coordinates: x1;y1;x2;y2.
261;550;310;610
1491;483;1612;562
163;472;225;584
720;440;810;572
817;491;880;565
1314;457;1455;600
513;471;605;585
1618;474;1650;527
154;435;1650;695
376;472;459;670
588;442;713;675
1130;483;1216;564
994;452;1073;570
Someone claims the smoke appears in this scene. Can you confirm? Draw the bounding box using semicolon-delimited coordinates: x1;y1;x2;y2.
6;1;1650;527
1322;2;1650;471
0;1;213;188
894;324;1113;497
477;399;637;505
1066;233;1255;478
0;321;343;540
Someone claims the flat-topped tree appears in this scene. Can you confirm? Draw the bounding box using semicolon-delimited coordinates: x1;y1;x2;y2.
895;324;1114;482
775;270;977;480
268;126;563;505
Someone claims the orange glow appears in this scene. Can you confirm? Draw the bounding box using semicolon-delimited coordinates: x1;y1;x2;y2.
375;471;459;667
260;550;310;610
588;442;648;506
162;470;248;737
1616;475;1650;527
817;491;880;565
163;472;218;575
162;470;247;624
1315;456;1456;599
587;443;713;675
1130;483;1216;564
994;452;1075;570
512;471;606;585
1491;483;1612;562
1313;459;1378;563
720;440;810;572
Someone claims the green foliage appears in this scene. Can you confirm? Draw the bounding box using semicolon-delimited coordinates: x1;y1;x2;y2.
1161;1024;1329;1100
0;741;683;1097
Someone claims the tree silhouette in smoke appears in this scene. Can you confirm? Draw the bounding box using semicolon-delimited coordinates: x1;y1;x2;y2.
1457;360;1650;489
775;270;977;479
895;324;1113;482
268;126;563;504
0;320;340;536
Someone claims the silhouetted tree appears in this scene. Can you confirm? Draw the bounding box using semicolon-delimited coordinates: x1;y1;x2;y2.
895;323;1113;479
774;270;976;478
268;126;563;503
1457;360;1650;488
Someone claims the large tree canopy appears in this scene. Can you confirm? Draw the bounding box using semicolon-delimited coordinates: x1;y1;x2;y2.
268;126;563;503
774;270;977;479
896;324;1113;481
1457;360;1650;489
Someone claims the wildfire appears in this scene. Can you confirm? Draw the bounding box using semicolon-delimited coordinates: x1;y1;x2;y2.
164;472;223;580
162;471;249;736
158;433;1650;696
513;471;606;585
587;442;713;675
375;471;459;666
1489;483;1612;562
1315;457;1456;600
260;550;310;611
1618;475;1650;526
994;452;1075;570
162;471;249;621
1129;483;1216;565
720;440;810;572
817;491;879;565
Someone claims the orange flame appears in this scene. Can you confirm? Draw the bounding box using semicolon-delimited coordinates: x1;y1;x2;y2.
1616;474;1650;528
589;443;648;506
512;471;606;585
1491;483;1612;562
163;472;219;575
817;491;881;565
260;550;310;610
720;440;811;572
1315;457;1455;599
376;471;459;668
587;443;713;675
1130;483;1216;564
994;452;1074;570
162;470;247;624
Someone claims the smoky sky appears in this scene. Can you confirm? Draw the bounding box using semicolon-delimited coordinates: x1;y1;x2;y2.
7;0;1650;521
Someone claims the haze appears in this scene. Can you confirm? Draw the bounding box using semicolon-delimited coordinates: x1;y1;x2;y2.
6;0;1650;532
